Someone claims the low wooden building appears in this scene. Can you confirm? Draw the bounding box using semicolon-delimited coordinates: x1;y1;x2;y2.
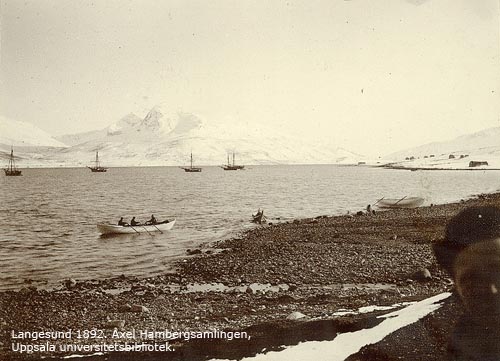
469;161;488;167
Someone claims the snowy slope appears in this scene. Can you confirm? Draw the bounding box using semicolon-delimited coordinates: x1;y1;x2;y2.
55;113;144;146
37;105;366;167
0;116;67;148
385;127;500;169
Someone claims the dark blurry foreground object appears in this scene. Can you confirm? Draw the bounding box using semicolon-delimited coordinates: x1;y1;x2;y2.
433;206;500;360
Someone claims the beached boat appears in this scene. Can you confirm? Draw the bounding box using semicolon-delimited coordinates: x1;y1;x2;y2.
251;209;266;224
377;197;424;209
181;152;202;172
87;151;107;172
221;152;244;170
4;147;22;176
97;220;176;235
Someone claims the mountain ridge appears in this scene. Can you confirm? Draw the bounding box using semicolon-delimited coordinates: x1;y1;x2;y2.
2;106;366;167
0;115;67;148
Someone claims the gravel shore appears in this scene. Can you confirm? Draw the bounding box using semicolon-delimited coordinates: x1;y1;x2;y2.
2;192;500;360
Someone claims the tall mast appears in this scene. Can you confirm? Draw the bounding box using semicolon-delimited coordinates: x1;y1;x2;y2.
190;152;193;168
9;148;15;171
232;152;235;166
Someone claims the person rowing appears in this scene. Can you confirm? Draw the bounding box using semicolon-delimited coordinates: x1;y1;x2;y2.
145;214;157;225
130;217;140;226
118;217;129;226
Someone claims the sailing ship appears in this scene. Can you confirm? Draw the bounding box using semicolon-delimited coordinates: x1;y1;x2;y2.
181;152;202;172
4;147;22;176
221;152;244;171
87;151;107;172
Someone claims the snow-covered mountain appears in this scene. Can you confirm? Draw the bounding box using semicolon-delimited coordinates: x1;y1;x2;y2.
8;106;366;167
385;127;500;169
0;116;67;148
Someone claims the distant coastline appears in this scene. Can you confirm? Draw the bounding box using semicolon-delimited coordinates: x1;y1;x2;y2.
382;164;500;171
4;163;377;169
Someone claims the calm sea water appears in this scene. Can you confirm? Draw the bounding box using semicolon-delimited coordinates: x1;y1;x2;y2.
0;165;499;290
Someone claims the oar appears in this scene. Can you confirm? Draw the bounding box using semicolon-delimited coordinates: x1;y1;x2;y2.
151;224;163;234
141;225;153;236
129;225;140;234
122;223;139;233
373;197;385;206
393;195;408;206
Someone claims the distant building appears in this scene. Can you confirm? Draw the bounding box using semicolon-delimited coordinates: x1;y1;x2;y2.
430;155;435;158
424;155;428;159
469;161;488;167
449;154;455;159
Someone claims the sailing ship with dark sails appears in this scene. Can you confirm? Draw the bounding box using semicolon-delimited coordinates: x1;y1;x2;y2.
4;147;22;176
87;151;107;172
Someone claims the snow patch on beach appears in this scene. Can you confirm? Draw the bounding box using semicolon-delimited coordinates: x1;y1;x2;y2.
63;352;105;359
212;292;451;361
331;301;413;317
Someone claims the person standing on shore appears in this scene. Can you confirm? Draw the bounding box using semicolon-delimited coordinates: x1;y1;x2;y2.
433;205;500;360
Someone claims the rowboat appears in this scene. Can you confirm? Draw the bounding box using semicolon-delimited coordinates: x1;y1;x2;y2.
376;197;424;209
251;209;266;224
97;220;176;235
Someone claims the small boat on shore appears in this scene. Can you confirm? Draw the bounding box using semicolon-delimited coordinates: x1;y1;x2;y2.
377;197;424;209
97;220;176;235
251;209;266;224
4;147;22;176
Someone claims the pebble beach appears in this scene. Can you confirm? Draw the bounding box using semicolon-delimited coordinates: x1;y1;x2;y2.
2;192;500;360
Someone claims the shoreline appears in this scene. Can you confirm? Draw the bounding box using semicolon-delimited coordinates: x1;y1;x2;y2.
10;163;500;170
382;164;500;171
2;192;500;360
1;189;484;293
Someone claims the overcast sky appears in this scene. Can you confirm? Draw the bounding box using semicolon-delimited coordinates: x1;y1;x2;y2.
1;0;499;155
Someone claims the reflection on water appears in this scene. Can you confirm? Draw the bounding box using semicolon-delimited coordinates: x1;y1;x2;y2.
0;165;498;290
